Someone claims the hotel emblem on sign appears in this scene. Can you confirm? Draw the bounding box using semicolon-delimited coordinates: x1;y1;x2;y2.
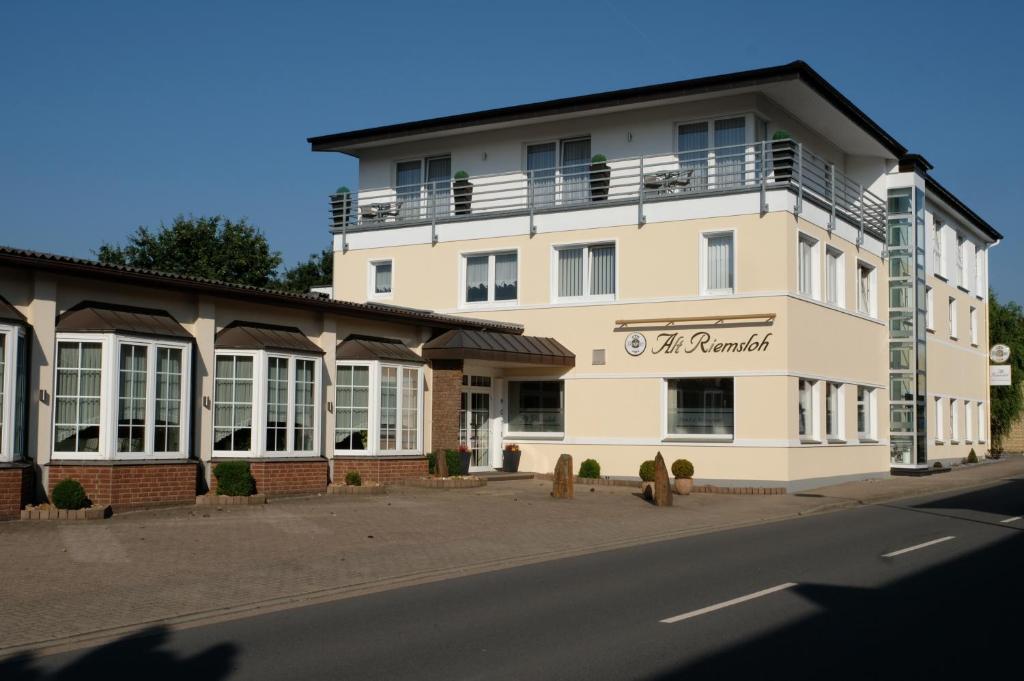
624;332;647;356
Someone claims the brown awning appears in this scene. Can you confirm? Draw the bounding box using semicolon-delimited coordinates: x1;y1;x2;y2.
216;321;323;355
0;295;26;326
423;329;574;367
337;336;425;364
56;302;190;339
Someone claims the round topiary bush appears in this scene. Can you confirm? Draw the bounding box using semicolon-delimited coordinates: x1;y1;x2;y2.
454;170;470;180
639;460;656;482
345;470;362;486
214;461;255;496
967;448;979;464
52;478;88;510
671;459;694;479
578;458;601;479
591;154;608;164
334;185;350;195
772;130;792;140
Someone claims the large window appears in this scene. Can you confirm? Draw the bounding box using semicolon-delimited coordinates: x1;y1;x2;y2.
395;155;451;219
826;382;843;440
978;402;986;443
702;232;734;295
526;137;590;208
554;243;615;301
948;297;958;339
54;341;102;453
665;377;734;438
335;361;422;455
508;380;564;434
956;236;966;287
677;117;748;190
798;234;818;298
970;306;978;345
214;354;254;452
933;223;944;277
0;325;28;462
950;399;960;443
825;247;844;307
464;251;518;304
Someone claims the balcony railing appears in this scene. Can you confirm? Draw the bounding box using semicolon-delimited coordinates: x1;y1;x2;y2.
330;140;887;243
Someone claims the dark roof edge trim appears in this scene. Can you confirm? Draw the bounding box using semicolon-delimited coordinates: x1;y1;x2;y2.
924;176;1002;242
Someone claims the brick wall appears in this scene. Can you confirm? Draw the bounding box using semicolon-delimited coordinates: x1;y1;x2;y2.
0;463;34;520
430;359;463;453
1001;411;1024;453
333;456;428;484
210;459;329;496
47;461;198;512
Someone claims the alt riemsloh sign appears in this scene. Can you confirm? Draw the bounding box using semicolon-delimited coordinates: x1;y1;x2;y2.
990;344;1012;386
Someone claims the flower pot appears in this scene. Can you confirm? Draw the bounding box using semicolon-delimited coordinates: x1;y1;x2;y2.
330;192;352;227
458;451;472;475
674;478;693;495
590;162;610;201
453;179;473;215
771;139;794;184
502;449;522;473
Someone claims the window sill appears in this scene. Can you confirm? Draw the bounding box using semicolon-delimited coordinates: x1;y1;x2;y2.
950;440;960;445
550;295;616;305
368;294;394;302
926;327;935;333
505;432;564;441
827;438;846;444
957;285;970;294
799;438;822;445
662;434;734;443
460;300;519;310
857;437;879;444
701;288;735;297
935;440;945;445
935;273;948;282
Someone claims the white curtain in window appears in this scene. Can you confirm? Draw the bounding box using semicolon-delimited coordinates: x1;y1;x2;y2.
589;245;615;296
494;253;518;301
706;234;733;291
825;252;838;304
396;161;421;219
799;239;814;296
713;118;746;188
527;143;556;208
465;255;489;302
560;138;591;204
558;248;584;297
425;156;451;218
678;122;709;189
374;263;392;295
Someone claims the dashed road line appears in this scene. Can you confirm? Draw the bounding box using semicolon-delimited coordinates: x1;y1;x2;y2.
660;583;798;624
881;536;955;558
1000;516;1022;524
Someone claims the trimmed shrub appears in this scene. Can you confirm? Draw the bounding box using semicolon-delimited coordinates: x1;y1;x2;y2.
454;170;470;180
639;460;656;482
334;185;350;195
52;478;88;510
578;459;601;479
933;461;944;469
444;449;462;476
345;471;362;486
214;461;255;496
772;130;792;140
967;448;979;464
591;154;608;164
671;459;694;479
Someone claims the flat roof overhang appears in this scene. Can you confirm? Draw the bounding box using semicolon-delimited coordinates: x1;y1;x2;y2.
423;330;574;368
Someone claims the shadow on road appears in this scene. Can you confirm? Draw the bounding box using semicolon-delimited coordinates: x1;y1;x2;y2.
0;626;236;681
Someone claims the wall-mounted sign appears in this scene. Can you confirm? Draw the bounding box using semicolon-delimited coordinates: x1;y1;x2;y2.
624;332;647;356
990;344;1011;364
990;365;1012;386
624;331;773;356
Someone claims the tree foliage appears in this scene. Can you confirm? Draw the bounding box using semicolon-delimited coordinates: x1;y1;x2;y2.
988;289;1024;451
97;215;283;288
275;248;333;293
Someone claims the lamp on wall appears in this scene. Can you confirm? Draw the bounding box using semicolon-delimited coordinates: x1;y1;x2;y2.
202;396;211;409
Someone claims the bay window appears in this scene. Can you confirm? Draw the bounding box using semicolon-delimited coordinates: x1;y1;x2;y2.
507;380;564;435
334;361;422;455
0;323;28;462
665;377;734;439
554;243;616;301
463;251;518;305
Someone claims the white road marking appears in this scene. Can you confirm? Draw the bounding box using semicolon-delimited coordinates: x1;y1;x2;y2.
659;583;798;624
881;536;955;558
1000;516;1022;524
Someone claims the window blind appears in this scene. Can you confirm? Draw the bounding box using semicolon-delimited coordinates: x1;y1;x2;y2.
589;245;615;296
558;248;584;297
706;234;733;292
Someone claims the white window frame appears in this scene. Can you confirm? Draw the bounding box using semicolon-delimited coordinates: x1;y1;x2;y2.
934;397;944;444
824;246;845;308
459;249;519;307
332;360;423;457
661;377;735;442
505;379;566;439
368;259;394;300
826;382;844;442
674;114;758;188
965;401;974;444
53;333;192;461
0;324;27;463
857;386;876;442
933;222;944;278
956;235;966;288
699;230;736;296
550;241;617;304
975;249;984;296
978;402;986;443
212;349;322;459
797;233;820;300
926;286;934;331
948;297;958;339
857;261;876;317
523;136;592;206
798;378;820;443
969;306;978;346
950;398;960;444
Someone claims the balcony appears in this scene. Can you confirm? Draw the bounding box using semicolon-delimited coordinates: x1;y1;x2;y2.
330;140;887;244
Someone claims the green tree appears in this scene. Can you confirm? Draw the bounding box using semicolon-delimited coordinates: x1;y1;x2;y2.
97;215;283;287
988;289;1024;451
276;248;333;293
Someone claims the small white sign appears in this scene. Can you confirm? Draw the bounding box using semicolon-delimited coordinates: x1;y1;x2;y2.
990;344;1011;363
624;332;647;356
990;365;1012;386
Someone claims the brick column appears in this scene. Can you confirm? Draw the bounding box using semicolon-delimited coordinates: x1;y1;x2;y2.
430;359;463;453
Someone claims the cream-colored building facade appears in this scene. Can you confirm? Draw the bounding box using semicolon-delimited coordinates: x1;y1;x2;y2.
315;61;1001;490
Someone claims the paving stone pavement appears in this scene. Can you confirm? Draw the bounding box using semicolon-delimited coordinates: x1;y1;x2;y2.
2;456;1022;656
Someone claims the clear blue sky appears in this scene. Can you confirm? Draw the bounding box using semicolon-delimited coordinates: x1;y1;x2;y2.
1;1;1021;300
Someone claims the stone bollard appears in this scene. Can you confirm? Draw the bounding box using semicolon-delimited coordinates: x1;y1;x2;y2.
435;451;448;478
552;453;574;499
653;452;672;507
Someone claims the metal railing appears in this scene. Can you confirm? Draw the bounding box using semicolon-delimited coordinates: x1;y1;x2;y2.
329;140;887;243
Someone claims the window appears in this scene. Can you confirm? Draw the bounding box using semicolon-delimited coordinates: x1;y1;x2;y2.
463;251;518;304
554;243;615;301
369;260;393;299
395;155;451;219
926;286;934;330
527;138;591;208
978;402;986;443
0;325;28;461
677;117;748;190
56;335;190;458
702;232;734;294
798;379;818;440
933;222;944;277
970;306;978;345
508;381;564;434
965;401;974;443
975;249;984;294
934;397;944;443
825;247;844;307
798;234;818;298
214;351;319;456
666;377;734;438
857;263;875;316
956;235;966;287
950;399;960;443
334;361;422;455
857;386;874;440
826;382;843;440
948;297;958;339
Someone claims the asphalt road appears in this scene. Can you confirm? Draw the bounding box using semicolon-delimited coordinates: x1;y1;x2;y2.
5;474;1024;680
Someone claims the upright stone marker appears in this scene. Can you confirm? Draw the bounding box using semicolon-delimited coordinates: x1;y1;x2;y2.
552;454;574;499
653;452;672;507
435;451;448;478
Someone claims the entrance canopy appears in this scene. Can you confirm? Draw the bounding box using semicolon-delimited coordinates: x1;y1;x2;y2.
423;329;574;367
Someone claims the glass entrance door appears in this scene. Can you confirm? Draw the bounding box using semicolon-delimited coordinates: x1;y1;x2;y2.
460;375;492;468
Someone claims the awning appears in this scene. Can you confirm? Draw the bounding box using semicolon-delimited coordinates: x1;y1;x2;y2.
337;335;425;364
216;321;323;355
423;329;574;367
56;302;190;339
0;295;26;326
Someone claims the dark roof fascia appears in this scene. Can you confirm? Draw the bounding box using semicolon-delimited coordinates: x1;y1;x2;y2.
924;175;1002;242
308;61;907;159
0;246;522;335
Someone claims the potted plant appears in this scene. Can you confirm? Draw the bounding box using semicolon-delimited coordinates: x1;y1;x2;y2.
671;459;694;495
330;185;352;227
578;458;600;480
589;154;610;201
770;131;794;184
457;443;473;475
639;459;656;499
502;443;522;473
453;171;473;215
